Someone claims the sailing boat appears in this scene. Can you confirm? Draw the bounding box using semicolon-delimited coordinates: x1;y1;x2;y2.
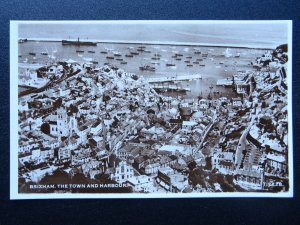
223;48;232;58
166;56;175;67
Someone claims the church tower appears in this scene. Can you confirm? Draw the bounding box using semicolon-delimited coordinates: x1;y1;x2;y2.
69;114;78;136
57;107;69;137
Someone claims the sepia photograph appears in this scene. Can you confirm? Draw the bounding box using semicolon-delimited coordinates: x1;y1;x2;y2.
10;20;293;199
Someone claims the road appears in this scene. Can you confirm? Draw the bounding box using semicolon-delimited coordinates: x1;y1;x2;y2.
235;114;257;169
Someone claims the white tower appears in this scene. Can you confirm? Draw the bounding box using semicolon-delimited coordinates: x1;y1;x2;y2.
57;107;69;137
69;114;78;136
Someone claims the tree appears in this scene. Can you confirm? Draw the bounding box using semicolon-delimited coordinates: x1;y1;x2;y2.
69;104;79;114
188;161;197;171
188;168;206;188
41;123;50;134
53;97;62;108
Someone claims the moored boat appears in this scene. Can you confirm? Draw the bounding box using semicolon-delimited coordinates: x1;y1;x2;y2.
62;38;97;46
166;63;175;67
139;64;155;71
114;52;122;57
151;57;160;60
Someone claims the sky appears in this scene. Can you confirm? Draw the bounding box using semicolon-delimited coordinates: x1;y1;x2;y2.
18;21;289;48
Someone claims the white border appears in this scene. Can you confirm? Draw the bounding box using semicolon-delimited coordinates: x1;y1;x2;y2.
10;20;293;199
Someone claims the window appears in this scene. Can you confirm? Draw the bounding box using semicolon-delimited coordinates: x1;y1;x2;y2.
121;166;124;173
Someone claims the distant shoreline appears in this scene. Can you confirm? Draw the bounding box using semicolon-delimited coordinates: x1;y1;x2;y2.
19;38;275;50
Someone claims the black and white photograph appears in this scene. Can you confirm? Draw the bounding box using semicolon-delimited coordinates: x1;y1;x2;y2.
10;20;293;199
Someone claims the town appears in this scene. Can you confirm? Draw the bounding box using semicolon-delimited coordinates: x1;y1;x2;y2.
17;44;289;194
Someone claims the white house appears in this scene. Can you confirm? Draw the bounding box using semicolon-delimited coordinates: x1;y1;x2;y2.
112;161;134;183
58;148;71;161
232;97;242;108
182;121;197;131
126;175;154;192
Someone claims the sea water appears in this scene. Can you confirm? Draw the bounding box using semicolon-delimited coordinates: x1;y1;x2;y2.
18;41;266;99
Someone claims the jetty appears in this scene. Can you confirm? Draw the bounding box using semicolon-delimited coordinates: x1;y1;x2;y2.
145;74;202;83
216;78;233;86
151;84;191;92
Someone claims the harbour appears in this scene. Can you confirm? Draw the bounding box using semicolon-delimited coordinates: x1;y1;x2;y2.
18;40;265;99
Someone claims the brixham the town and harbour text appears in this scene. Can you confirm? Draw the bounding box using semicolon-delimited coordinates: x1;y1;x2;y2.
11;21;292;198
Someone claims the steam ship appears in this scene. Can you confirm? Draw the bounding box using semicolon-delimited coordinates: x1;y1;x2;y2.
62;37;97;46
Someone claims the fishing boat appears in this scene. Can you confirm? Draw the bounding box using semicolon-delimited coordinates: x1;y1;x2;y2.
187;64;193;67
154;53;161;57
29;52;36;56
76;50;84;53
106;56;114;59
151;57;160;60
144;50;151;53
113;52;122;57
139;64;155;71
193;61;199;64
88;50;95;53
196;58;203;61
40;52;48;55
235;53;241;58
125;54;133;57
120;61;127;64
91;60;98;64
175;58;181;61
116;58;123;61
194;51;201;54
186;56;192;59
130;51;139;55
166;63;176;67
100;51;108;54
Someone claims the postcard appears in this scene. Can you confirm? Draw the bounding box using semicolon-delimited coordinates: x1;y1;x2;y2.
10;20;293;199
